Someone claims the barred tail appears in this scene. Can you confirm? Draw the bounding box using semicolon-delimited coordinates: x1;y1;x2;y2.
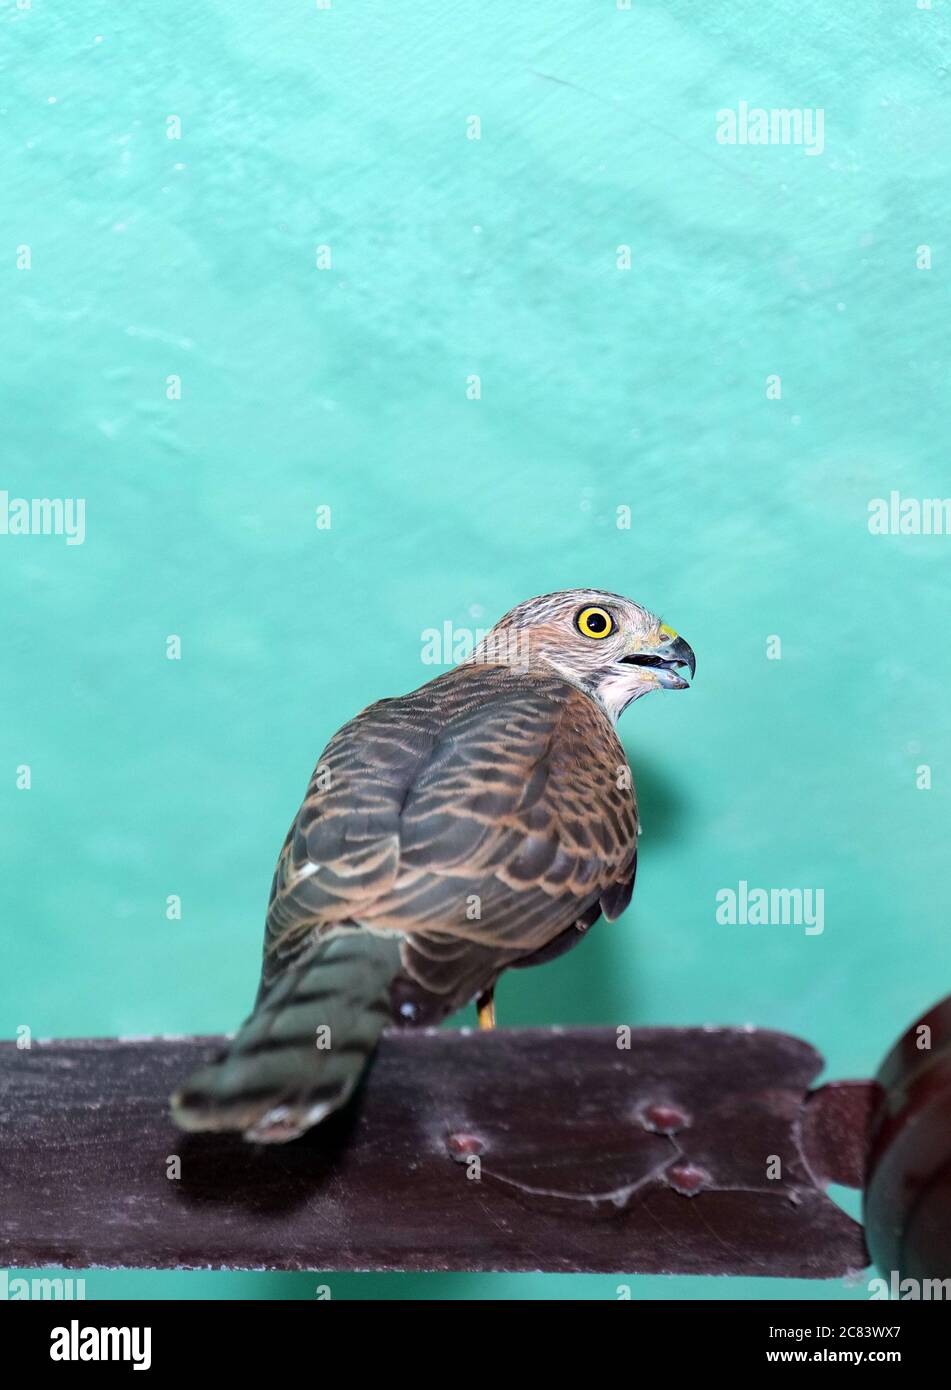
170;931;402;1143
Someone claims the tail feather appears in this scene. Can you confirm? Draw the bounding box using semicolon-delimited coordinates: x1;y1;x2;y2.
170;931;402;1143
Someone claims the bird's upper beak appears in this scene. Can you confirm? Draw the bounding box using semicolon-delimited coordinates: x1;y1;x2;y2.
619;627;696;690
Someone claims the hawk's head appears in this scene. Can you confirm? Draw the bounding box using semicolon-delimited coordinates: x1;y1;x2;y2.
472;589;695;722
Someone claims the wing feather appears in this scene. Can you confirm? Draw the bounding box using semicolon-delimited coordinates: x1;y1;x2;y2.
262;665;638;1009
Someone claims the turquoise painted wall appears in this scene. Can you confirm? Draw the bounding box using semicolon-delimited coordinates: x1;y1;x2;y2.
3;1;949;1299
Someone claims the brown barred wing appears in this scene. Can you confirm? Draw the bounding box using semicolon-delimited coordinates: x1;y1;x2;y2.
261;667;637;1011
368;679;639;1008
259;695;434;993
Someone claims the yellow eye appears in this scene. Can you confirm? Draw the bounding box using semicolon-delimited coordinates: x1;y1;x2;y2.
575;605;614;639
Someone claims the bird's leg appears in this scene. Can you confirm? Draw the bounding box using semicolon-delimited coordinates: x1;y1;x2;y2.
476;987;496;1030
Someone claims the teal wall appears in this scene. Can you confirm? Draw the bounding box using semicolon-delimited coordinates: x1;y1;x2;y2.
3;2;949;1299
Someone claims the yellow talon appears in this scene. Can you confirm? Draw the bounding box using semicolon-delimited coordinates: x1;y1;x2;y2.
477;992;496;1030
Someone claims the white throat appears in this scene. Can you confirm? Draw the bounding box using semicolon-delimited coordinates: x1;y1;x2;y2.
540;656;641;726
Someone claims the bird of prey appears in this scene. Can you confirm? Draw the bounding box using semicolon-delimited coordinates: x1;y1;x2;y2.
171;589;694;1143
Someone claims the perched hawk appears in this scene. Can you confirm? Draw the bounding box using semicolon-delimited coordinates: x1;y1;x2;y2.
172;589;694;1142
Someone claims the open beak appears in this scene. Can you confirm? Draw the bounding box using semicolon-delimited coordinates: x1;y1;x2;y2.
619;632;696;690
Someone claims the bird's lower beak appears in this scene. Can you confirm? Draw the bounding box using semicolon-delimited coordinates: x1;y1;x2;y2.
620;632;696;690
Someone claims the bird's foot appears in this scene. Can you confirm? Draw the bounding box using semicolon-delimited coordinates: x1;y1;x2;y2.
476;989;496;1030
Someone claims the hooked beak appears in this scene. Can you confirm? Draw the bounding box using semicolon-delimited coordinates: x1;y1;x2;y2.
619;631;696;690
